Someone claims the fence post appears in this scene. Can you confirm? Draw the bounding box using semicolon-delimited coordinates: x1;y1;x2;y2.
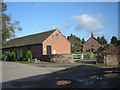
81;53;84;60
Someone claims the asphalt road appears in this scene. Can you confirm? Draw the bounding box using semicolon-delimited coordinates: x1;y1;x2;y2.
2;62;120;88
2;62;68;82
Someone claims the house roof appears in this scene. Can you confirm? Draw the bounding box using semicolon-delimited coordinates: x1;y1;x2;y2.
3;29;56;48
83;37;102;46
92;37;103;45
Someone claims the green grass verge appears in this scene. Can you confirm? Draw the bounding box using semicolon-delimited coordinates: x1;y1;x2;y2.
89;63;120;68
1;60;66;64
1;60;120;67
1;61;29;64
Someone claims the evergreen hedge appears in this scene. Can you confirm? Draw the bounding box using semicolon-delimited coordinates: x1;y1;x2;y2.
17;48;23;60
2;51;10;61
10;52;16;60
26;50;32;61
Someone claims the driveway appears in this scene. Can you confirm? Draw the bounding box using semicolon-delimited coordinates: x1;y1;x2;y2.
2;62;120;88
2;62;69;82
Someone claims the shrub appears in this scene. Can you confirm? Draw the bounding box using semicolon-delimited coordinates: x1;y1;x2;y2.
17;48;23;60
26;50;32;61
96;53;104;64
85;52;93;59
22;58;27;61
10;52;16;61
2;51;10;61
93;54;98;58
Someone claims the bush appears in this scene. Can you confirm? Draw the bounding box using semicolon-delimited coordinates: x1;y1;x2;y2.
10;52;16;61
84;52;93;59
96;53;104;64
22;58;27;61
2;51;10;61
17;48;23;60
26;50;32;61
93;54;98;58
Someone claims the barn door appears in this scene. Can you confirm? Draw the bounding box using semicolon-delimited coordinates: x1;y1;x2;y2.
47;45;51;55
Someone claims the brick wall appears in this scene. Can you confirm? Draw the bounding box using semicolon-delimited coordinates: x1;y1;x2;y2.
83;37;102;52
41;54;73;63
2;30;71;59
43;30;71;55
2;44;42;59
104;55;119;66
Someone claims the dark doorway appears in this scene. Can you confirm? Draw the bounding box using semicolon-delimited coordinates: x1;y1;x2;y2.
91;45;94;52
47;45;51;55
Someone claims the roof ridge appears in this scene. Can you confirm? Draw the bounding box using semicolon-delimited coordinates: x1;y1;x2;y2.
93;37;102;45
83;37;102;45
9;29;56;41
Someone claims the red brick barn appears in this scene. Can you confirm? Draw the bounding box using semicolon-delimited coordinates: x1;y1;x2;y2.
2;29;71;59
83;33;103;52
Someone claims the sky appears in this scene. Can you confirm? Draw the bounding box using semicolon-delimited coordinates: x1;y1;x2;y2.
5;2;118;42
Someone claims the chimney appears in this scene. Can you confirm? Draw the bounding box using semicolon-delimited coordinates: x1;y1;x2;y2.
91;32;94;37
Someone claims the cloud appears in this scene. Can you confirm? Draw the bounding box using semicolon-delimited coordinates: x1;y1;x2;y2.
70;14;104;32
34;3;40;8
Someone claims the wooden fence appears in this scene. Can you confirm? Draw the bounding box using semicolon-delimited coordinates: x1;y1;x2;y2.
72;54;87;60
72;54;96;63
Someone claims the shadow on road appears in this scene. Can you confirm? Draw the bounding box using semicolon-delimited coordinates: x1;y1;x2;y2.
2;64;120;88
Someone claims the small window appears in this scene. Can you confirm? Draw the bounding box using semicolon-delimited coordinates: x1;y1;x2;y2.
56;33;59;38
52;35;54;37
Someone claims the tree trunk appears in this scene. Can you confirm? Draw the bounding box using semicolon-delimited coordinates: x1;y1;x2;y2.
4;56;7;61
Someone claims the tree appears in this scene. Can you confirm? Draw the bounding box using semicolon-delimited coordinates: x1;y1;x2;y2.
26;50;33;61
117;40;120;46
2;51;10;61
1;3;22;45
111;36;118;45
81;38;85;44
100;36;107;45
97;36;101;43
96;36;107;45
67;34;82;53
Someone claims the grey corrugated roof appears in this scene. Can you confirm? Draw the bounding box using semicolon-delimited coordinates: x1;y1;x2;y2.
3;29;56;48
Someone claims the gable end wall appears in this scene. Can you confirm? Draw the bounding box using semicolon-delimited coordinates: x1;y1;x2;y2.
42;30;71;55
83;37;102;52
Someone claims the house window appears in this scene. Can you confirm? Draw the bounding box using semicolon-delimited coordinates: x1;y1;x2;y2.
52;35;54;37
56;33;59;38
91;45;94;52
